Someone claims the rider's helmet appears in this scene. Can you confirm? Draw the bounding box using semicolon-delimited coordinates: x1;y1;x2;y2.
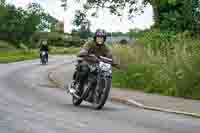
41;40;47;46
94;29;107;45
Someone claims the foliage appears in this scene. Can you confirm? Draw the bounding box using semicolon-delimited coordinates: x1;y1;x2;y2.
72;10;92;39
112;30;200;99
59;0;200;34
192;0;200;34
0;3;58;47
0;47;79;63
0;40;16;51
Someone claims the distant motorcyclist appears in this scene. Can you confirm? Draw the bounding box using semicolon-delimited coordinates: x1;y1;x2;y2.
40;40;49;63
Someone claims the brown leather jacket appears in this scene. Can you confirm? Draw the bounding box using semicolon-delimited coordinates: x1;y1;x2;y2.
78;40;112;57
77;40;119;67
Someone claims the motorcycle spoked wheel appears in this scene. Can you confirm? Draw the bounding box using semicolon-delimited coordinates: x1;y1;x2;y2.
72;81;89;106
92;78;111;110
41;57;47;65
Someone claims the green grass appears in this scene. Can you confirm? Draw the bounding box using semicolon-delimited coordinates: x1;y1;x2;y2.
0;47;80;63
112;64;156;89
0;50;38;63
111;31;200;100
112;64;176;96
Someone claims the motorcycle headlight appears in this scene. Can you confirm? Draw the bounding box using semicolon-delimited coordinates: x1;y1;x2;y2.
42;52;46;55
99;61;112;72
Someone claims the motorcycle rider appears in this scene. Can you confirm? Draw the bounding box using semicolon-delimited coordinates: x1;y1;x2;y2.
71;29;120;96
40;40;49;63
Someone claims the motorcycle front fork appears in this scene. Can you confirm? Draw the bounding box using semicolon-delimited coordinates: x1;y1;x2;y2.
85;81;97;102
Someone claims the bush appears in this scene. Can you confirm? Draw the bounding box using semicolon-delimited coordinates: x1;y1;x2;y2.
0;40;16;51
113;64;157;89
120;39;128;45
112;30;200;100
49;47;80;55
31;32;84;48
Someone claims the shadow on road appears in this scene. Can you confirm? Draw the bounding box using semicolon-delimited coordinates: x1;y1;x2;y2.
59;103;122;112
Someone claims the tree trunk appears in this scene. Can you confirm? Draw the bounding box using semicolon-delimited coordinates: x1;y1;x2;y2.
153;6;160;27
148;0;160;27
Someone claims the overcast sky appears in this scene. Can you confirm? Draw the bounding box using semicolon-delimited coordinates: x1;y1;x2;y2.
6;0;154;33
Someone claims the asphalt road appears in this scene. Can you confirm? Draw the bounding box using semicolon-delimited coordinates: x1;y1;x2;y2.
0;56;200;133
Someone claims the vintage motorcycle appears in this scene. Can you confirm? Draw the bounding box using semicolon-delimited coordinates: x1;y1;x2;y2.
40;51;48;65
66;54;113;110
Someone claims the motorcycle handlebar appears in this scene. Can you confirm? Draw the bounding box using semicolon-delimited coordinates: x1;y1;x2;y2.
77;55;124;70
77;54;122;68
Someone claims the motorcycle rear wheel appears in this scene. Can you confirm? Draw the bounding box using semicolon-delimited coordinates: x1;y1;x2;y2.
72;82;83;106
92;78;111;110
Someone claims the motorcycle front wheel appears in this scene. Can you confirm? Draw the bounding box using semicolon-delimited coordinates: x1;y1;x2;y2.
92;78;111;110
41;57;46;65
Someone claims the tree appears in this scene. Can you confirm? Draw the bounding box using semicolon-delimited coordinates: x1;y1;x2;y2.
79;20;91;39
26;3;45;32
72;10;92;39
61;0;67;11
59;0;175;28
0;3;58;47
73;10;87;28
71;0;197;32
0;0;5;6
192;0;200;34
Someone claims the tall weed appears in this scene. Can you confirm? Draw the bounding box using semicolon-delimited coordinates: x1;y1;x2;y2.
112;30;200;99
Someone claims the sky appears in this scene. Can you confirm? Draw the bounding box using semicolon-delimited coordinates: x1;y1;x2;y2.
6;0;154;33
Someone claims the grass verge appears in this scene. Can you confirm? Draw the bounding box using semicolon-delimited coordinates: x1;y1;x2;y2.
111;31;200;100
0;50;38;63
0;47;80;63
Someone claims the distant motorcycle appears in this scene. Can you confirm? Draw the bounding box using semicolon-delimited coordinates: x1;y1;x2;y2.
67;55;112;110
40;51;48;65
